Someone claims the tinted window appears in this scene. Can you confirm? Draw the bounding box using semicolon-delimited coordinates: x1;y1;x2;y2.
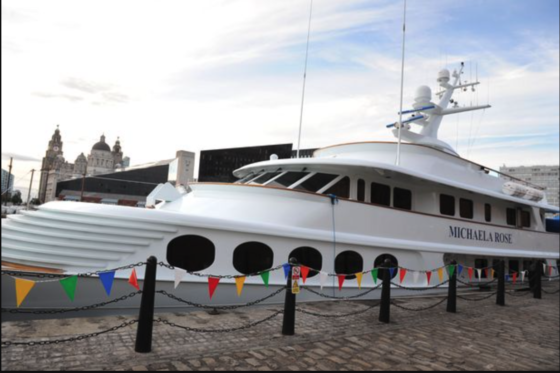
485;204;492;222
235;172;256;184
506;208;517;226
335;251;363;280
460;199;474;219
520;211;531;228
371;183;391;206
394;188;412;210
357;179;365;202
167;235;215;272
268;172;310;188
294;173;338;192
374;254;399;280
289;247;322;279
440;194;455;216
233;242;274;275
251;171;282;185
323;176;350;198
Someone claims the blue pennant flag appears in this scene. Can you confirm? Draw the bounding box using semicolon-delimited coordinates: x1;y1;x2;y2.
389;268;396;279
99;271;116;296
458;265;464;276
283;264;291;279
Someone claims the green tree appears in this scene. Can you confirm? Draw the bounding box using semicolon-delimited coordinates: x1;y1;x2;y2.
11;190;22;205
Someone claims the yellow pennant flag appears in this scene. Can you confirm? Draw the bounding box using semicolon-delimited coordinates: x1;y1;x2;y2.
437;268;444;283
15;278;36;308
235;277;246;297
490;269;495;280
355;273;363;289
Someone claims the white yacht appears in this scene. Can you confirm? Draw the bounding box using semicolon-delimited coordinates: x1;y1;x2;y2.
2;65;559;315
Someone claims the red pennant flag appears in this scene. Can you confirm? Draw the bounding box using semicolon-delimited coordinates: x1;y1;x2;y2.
426;271;432;285
512;272;518;285
550;266;554;276
208;277;220;299
468;267;474;281
128;269;140;291
337;275;345;291
301;266;310;284
484;268;489;279
399;268;407;284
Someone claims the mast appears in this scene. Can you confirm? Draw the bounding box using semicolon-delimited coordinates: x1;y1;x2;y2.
296;0;314;159
395;0;408;166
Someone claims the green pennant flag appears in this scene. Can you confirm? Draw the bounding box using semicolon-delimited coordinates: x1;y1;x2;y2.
60;276;78;301
260;271;270;287
448;265;456;278
371;269;379;284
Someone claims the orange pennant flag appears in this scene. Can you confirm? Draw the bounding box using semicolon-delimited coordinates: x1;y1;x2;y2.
437;268;444;283
16;278;36;308
356;273;363;289
128;269;140;290
337;275;346;291
399;269;407;284
235;277;246;297
490;269;495;280
301;266;310;284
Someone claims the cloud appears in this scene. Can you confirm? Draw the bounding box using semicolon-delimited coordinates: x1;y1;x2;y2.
2;152;41;162
32;92;84;102
60;77;113;94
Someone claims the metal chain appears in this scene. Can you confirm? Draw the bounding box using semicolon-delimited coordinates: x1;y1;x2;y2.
0;262;146;280
156;287;286;310
155;310;283;334
391;297;448;312
302;284;382;300
158;262;284;279
1;291;142;315
296;303;378;318
506;290;532;298
1;320;138;348
390;280;450;291
457;278;498;287
542;288;560;295
457;292;497;302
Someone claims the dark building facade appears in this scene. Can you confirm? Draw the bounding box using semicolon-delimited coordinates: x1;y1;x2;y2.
198;144;294;183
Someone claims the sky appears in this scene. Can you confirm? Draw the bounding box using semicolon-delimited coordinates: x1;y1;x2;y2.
2;0;559;197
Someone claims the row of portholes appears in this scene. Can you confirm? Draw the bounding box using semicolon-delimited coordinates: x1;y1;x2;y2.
167;235;399;280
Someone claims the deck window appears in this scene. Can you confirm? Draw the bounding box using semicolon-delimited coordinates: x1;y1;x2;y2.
394;188;412;210
289;247;322;279
440;194;456;216
294;173;338;193
374;254;399;280
460;198;474;219
520;211;531;228
506;208;517;226
357;179;366;202
267;172;310;188
235;172;256;184
371;182;391;206
233;242;274;275
323;176;350;199
167;235;216;272
485;204;492;222
250;171;283;185
335;251;363;280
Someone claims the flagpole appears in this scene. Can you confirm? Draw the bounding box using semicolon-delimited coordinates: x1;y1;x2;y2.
296;0;313;159
396;0;407;166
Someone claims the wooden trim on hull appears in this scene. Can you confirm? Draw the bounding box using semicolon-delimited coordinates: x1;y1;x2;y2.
1;261;64;274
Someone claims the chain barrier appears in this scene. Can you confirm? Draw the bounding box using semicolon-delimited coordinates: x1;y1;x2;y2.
391;297;448;312
542;288;560;295
302;284;382;300
457;278;498;287
390;280;450;291
155;310;284;334
1;320;138;348
296;303;378;318
457;292;498;302
506;290;532;298
158;262;284;280
156;287;286;311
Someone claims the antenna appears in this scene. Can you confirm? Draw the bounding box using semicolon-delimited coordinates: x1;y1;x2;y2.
395;0;408;166
296;0;314;159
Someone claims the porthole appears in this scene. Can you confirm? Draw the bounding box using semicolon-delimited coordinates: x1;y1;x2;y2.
289;247;323;278
233;242;274;275
374;254;398;280
167;235;215;272
335;251;363;280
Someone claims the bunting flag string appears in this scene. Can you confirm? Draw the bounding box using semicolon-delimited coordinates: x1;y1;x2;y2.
484;268;489;280
99;271;116;296
426;271;432;285
476;269;482;282
208;277;220;299
60;276;78;301
301;266;310;285
512;272;518;285
437;268;444;283
447;265;456;279
399;268;407;284
320;272;329;290
337;275;345;291
356;273;363;289
371;269;379;285
260;271;270;287
457;265;464;277
389;268;396;279
521;271;526;283
174;268;187;289
283;264;291;280
412;271;420;284
235;277;246;297
16;278;36;308
468;267;474;281
128;269;140;291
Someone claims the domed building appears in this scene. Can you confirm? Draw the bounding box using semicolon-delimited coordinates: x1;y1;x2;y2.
87;135;120;175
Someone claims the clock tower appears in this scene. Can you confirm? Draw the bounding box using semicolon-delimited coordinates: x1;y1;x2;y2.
38;125;66;203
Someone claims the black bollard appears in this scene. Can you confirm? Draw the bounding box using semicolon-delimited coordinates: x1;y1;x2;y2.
379;259;392;324
447;260;457;313
135;256;158;353
282;258;298;336
497;260;505;307
534;260;542;299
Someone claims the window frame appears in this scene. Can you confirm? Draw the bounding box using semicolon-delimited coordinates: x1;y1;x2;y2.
459;198;474;219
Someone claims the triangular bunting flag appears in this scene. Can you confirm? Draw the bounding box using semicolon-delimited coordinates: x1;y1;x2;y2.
320;272;329;290
174;268;187;289
371;269;379;285
468;267;474;281
412;271;420;284
491;269;495;280
476;269;482;282
283;264;291;279
260;271;270;287
15;278;36;308
457;265;464;276
208;277;220;299
448;265;456;279
512;272;518;285
521;271;526;283
543;263;547;274
337;275;345;291
235;277;246;297
389;268;396;279
426;271;432;285
356;273;363;289
128;269;140;291
301;266;310;284
60;276;78;301
437;268;444;283
549;265;554;276
484;268;489;279
399;268;407;284
99;271;116;296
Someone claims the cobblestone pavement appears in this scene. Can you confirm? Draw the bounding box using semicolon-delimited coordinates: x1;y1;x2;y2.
2;284;559;371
